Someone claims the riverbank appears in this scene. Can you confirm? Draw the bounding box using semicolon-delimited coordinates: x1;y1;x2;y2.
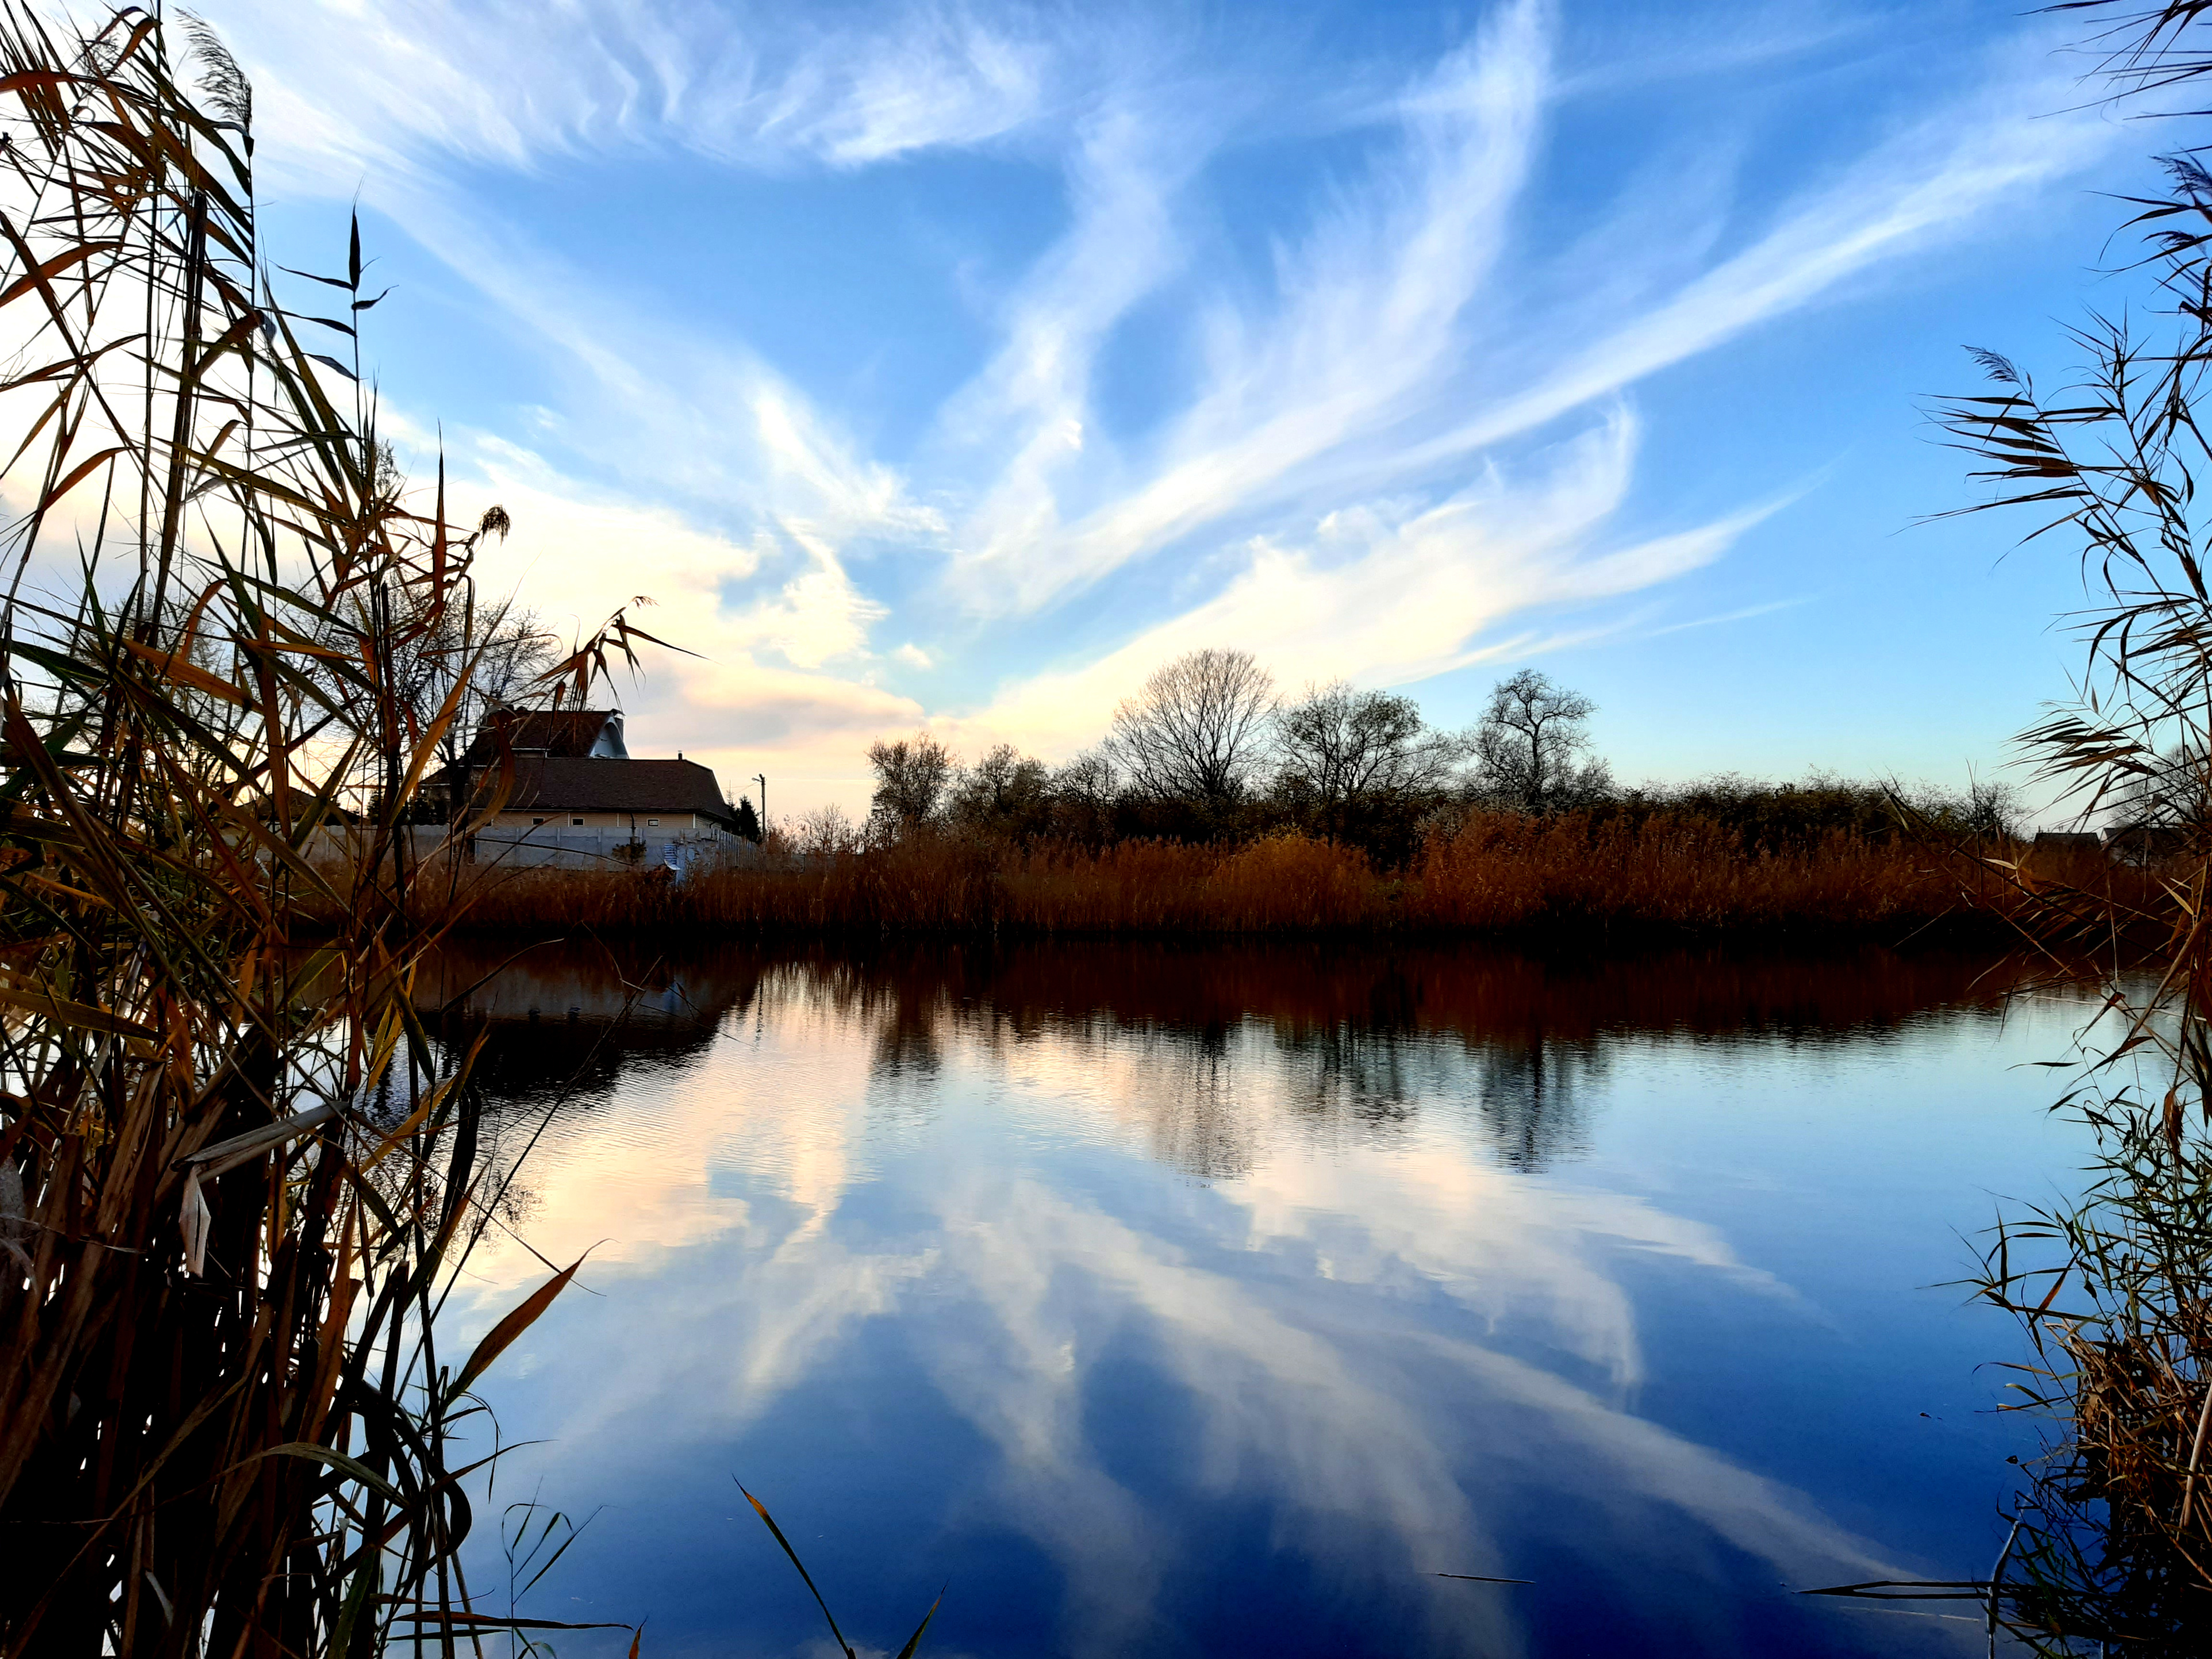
387;812;2128;941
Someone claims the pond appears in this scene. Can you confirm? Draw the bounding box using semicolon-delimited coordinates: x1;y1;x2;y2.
423;940;2100;1659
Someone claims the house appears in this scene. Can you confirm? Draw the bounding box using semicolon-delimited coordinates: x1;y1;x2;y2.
2031;831;2103;855
487;755;732;836
2104;823;2192;865
453;708;736;837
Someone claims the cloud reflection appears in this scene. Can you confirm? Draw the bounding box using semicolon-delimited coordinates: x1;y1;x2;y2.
433;943;2027;1654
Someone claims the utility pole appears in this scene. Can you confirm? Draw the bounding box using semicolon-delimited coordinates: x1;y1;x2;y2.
754;773;767;842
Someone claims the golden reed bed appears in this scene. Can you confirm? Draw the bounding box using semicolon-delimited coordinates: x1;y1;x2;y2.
382;811;2136;938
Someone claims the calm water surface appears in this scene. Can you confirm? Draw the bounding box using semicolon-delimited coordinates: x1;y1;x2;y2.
427;941;2101;1659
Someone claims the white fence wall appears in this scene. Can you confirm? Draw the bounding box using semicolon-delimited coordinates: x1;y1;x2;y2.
301;825;799;874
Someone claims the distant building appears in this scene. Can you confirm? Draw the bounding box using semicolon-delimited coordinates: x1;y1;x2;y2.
451;708;736;836
252;782;359;826
2031;831;2103;855
2104;824;2190;864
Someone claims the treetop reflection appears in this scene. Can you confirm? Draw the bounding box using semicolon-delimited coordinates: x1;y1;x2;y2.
419;940;2039;1180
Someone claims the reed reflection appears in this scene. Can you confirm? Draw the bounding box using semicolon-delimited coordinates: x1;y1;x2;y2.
423;939;2028;1181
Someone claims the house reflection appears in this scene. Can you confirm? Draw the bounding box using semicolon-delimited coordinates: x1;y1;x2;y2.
415;945;760;1107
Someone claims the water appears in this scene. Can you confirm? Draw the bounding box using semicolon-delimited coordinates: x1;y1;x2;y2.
425;941;2103;1658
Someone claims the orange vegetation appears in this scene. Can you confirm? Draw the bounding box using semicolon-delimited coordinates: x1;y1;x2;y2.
384;810;2149;939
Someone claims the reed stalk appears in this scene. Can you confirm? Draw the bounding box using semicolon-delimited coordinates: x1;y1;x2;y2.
0;8;654;1654
1797;5;2212;1650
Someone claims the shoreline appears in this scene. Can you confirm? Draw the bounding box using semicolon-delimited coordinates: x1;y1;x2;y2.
349;819;2133;948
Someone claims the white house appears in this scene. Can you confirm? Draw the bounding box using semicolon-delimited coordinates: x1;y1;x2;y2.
454;710;736;836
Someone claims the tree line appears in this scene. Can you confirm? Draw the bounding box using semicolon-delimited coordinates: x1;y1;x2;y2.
834;647;2013;865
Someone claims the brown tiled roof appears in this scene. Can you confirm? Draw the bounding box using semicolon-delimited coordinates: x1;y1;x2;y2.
486;756;729;819
461;710;622;765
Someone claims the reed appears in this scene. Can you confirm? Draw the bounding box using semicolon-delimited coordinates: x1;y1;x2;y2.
1798;5;2212;1650
0;9;646;1655
382;810;2092;940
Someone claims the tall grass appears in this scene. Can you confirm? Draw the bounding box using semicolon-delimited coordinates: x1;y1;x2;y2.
0;9;641;1654
391;809;2096;939
1797;5;2212;1650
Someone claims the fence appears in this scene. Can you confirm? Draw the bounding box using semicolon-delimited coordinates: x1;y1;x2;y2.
300;824;794;874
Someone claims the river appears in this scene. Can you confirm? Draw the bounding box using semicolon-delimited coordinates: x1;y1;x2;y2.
421;940;2098;1658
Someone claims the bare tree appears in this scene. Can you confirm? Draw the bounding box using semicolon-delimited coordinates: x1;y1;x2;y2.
1275;681;1465;828
426;605;554;753
1054;749;1116;809
798;802;861;855
1471;670;1608;810
1105;648;1277;807
867;732;957;836
315;505;532;769
1048;749;1119;846
377;586;550;823
950;743;1054;841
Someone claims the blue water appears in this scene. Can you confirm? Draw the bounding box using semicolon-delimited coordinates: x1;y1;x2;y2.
429;942;2100;1658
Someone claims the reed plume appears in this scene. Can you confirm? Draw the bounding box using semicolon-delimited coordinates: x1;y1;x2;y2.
0;9;650;1654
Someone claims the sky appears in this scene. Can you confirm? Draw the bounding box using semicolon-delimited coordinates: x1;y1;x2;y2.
196;0;2169;820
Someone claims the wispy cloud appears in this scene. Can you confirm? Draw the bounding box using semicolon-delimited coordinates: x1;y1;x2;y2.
213;0;2126;804
1403;45;2118;472
1643;596;1813;638
954;407;1785;755
934;97;1223;591
238;0;1055;191
425;444;925;764
948;0;1555;612
940;7;2113;627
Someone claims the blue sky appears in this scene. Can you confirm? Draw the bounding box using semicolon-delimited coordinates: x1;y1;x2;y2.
210;0;2160;816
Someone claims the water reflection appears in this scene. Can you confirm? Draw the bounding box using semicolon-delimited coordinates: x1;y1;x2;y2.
421;941;2080;1658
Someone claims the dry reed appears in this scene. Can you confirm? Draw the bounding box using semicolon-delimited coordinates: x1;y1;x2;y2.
1794;6;2212;1650
0;10;650;1656
368;812;2120;941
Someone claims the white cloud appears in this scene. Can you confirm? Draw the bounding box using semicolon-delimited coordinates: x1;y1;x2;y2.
200;0;2128;812
942;0;1555;613
414;442;923;795
767;8;1050;166
1402;36;2120;472
229;0;1053;195
939;6;2116;626
934;96;1220;589
955;407;1779;757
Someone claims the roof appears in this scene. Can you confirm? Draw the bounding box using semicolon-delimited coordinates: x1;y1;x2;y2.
483;756;729;819
2105;824;2189;849
461;709;626;765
